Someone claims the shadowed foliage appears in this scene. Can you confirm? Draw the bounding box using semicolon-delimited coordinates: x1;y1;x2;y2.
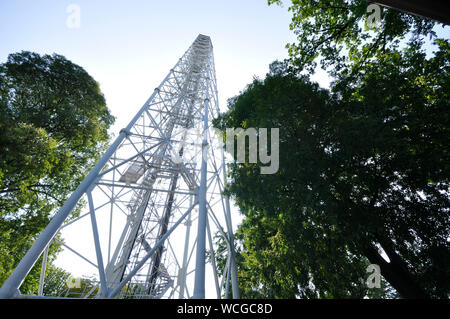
214;36;449;298
0;51;115;294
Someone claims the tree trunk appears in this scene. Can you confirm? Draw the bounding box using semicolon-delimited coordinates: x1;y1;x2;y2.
363;243;428;299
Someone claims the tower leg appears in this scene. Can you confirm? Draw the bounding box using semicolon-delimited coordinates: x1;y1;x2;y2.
193;64;211;299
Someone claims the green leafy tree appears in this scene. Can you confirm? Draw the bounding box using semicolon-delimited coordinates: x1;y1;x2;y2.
214;37;449;298
211;0;448;299
268;0;440;80
215;64;389;298
0;51;115;293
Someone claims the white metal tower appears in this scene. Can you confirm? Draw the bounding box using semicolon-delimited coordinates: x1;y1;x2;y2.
0;34;239;299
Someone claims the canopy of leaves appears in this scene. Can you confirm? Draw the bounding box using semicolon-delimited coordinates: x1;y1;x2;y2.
214;36;449;298
0;51;115;293
268;0;439;80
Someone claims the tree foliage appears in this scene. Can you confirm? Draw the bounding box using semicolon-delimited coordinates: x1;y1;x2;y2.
211;0;449;299
215;35;449;298
268;0;439;80
0;51;115;293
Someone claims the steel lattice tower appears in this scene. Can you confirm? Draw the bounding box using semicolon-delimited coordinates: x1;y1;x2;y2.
0;35;239;299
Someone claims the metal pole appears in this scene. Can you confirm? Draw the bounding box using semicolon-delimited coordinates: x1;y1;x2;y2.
87;189;108;297
37;244;49;296
225;256;231;299
219;255;230;296
192;64;210;299
178;197;193;299
108;155;116;264
210;47;240;299
206;216;221;298
222;148;240;299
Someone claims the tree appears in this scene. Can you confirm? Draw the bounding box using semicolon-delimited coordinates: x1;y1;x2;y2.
215;63;392;298
261;0;449;298
0;51;115;293
214;37;449;298
268;0;439;80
